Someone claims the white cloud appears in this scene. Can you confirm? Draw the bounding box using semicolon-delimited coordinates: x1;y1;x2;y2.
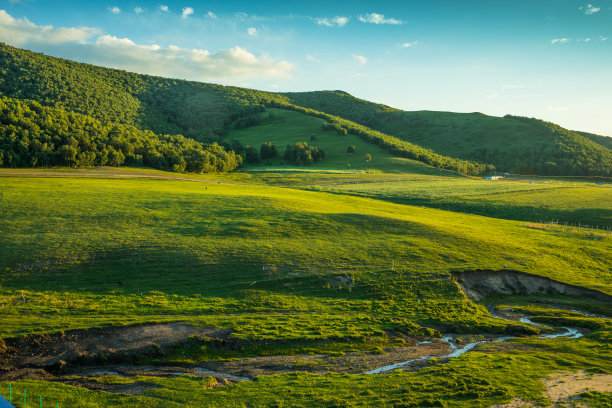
485;93;499;101
551;38;569;44
352;54;367;65
0;10;293;82
547;106;568;111
206;11;217;19
585;4;600;14
305;54;317;61
401;41;419;48
315;16;349;27
159;5;168;12
134;7;144;14
0;9;100;45
359;12;403;25
247;27;257;36
182;7;194;18
109;6;121;14
601;35;608;41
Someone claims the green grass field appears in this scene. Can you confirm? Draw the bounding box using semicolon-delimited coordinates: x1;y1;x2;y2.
311;178;612;227
1;169;610;407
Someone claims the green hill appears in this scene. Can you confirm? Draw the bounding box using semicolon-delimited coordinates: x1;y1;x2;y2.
2;42;609;177
0;44;506;176
284;91;612;177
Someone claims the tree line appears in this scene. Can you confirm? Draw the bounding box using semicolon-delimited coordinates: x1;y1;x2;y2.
0;97;241;173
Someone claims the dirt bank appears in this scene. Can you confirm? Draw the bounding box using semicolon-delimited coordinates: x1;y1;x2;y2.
452;269;612;302
0;322;231;378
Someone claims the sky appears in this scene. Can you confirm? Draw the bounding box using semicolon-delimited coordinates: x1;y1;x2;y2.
0;0;611;136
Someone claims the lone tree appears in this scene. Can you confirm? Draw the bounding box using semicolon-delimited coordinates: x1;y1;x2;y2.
310;134;317;141
364;153;372;164
347;145;356;154
260;142;278;160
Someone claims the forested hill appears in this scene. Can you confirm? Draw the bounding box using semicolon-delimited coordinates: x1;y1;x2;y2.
0;42;288;141
285;91;612;177
1;42;610;176
0;43;493;175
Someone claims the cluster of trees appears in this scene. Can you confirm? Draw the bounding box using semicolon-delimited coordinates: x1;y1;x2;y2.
284;142;325;165
242;142;279;163
0;97;242;173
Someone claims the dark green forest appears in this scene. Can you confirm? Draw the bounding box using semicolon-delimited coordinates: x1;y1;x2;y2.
0;97;241;172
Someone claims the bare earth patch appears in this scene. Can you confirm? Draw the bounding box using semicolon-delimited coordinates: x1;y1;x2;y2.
0;322;231;377
491;370;612;407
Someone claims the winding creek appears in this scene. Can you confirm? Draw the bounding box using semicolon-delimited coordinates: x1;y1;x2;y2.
72;306;604;383
365;308;591;375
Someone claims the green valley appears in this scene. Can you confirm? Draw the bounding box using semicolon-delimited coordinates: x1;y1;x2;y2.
0;41;611;408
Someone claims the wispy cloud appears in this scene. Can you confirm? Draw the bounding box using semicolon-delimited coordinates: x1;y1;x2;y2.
584;4;601;14
159;5;168;12
352;54;367;65
247;27;257;36
359;13;403;25
182;7;194;18
109;6;121;15
305;54;317;62
206;11;217;19
315;16;349;27
401;41;419;48
0;10;293;82
551;38;569;44
134;7;143;14
601;35;608;41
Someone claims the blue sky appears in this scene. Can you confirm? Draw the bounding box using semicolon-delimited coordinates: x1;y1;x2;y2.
1;0;611;135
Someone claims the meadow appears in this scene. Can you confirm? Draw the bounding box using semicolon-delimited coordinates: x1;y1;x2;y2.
310;178;612;227
1;169;611;407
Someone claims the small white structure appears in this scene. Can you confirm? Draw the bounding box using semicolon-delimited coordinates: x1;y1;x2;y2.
482;175;504;180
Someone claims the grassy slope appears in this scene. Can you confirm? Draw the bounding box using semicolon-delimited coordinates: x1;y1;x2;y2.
310;179;612;227
1;171;611;339
284;91;612;176
225;109;460;175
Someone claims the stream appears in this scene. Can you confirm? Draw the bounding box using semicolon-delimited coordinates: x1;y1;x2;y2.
365;308;591;374
73;307;601;381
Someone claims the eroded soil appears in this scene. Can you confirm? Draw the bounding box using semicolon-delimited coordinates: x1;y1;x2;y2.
491;370;612;408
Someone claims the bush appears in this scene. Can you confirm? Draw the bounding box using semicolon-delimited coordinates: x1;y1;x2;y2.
283;142;325;166
347;145;356;154
244;145;260;163
260;142;278;160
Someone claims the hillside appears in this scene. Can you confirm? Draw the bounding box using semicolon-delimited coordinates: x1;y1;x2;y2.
284;91;612;177
0;43;492;175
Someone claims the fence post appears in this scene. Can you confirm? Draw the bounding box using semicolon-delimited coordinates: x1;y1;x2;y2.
9;384;11;402
24;389;26;407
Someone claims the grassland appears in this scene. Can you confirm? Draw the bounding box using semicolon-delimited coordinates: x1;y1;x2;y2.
310;178;612;227
0;169;611;407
